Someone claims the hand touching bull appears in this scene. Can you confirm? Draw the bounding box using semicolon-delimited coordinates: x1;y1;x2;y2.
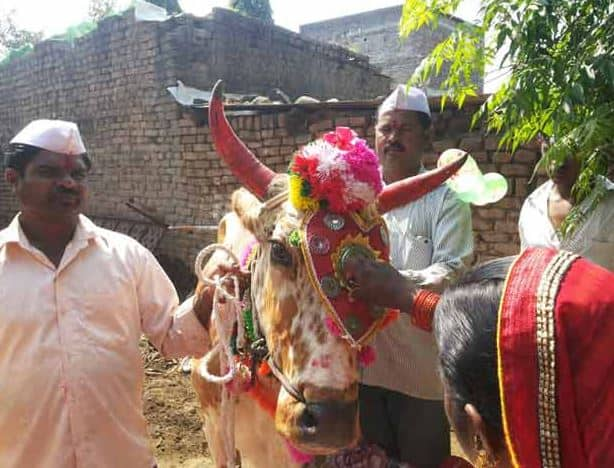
342;256;439;332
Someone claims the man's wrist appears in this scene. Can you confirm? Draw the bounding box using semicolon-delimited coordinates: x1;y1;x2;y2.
407;289;440;332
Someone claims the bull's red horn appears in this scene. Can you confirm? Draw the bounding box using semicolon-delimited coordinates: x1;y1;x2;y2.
377;153;468;213
209;80;276;199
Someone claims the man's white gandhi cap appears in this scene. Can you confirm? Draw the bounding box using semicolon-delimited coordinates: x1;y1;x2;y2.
378;84;431;118
10;119;87;155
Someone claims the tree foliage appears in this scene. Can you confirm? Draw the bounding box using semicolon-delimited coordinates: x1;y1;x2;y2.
401;0;614;235
88;0;117;22
229;0;274;24
0;11;42;59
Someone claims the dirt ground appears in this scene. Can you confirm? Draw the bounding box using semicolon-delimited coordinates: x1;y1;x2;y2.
140;339;466;468
141;339;213;468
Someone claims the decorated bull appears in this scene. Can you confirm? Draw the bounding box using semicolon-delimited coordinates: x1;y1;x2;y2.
190;81;466;467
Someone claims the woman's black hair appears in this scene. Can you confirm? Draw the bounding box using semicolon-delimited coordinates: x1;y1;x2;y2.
433;256;516;435
4;143;91;175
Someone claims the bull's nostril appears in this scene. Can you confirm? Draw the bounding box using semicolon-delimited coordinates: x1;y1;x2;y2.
298;410;318;435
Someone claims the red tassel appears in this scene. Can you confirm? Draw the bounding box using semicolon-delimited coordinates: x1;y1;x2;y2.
257;360;271;377
358;345;376;367
379;309;400;329
247;383;277;418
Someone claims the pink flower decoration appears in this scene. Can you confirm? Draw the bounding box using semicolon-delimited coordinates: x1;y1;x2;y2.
325;316;343;337
358;345;377;368
323;126;357;150
342;140;384;193
286;440;315;464
290;126;383;213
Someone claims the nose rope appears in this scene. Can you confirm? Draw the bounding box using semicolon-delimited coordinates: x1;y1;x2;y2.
194;243;246;466
265;355;306;404
194;244;245;384
195;242;307;402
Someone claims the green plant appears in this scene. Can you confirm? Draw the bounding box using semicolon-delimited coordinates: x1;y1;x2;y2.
401;0;614;235
0;11;42;59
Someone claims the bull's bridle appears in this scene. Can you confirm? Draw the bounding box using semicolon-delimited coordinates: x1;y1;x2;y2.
245;250;307;405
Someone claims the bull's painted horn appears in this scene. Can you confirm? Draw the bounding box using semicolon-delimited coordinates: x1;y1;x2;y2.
376;153;468;213
209;80;276;199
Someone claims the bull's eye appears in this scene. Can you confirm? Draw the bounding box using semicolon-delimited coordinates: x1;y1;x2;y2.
269;240;292;267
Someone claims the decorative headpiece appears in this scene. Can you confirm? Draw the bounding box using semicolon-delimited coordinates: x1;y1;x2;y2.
207;79;467;347
288;127;383;213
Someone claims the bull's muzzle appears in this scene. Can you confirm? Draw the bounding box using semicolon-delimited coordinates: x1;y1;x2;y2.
298;400;359;448
276;386;360;454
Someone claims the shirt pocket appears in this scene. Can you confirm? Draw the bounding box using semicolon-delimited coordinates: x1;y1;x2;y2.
406;235;433;270
77;288;139;347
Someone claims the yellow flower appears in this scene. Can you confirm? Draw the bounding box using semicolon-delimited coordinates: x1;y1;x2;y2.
289;174;319;212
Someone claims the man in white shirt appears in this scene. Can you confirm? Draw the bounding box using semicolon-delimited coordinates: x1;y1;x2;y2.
358;86;474;467
0;120;212;468
519;154;614;271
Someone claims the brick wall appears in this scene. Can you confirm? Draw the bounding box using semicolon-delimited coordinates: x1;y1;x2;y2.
0;96;542;271
300;5;483;92
156;103;542;265
0;7;538;288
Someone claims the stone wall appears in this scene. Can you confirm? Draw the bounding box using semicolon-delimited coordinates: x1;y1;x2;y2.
300;5;483;92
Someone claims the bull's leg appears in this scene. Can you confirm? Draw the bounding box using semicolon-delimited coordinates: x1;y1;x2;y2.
202;409;231;468
192;359;231;468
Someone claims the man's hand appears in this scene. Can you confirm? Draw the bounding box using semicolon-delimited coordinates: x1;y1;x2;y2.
342;256;415;313
193;262;250;328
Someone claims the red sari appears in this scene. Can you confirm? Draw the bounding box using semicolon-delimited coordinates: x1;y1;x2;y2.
498;248;614;467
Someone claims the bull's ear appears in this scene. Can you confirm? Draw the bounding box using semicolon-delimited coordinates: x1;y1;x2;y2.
231;188;266;236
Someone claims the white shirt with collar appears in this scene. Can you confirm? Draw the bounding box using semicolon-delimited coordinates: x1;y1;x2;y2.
0;214;208;468
519;176;614;271
361;182;474;399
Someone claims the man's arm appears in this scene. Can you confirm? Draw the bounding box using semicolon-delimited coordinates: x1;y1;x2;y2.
400;190;473;292
136;247;210;359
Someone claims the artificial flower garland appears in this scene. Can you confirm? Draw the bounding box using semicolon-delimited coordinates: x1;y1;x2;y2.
288;127;384;213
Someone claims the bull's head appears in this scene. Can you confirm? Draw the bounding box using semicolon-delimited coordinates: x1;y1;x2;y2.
208;80;465;454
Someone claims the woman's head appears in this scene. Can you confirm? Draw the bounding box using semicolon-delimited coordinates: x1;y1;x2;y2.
435;249;614;468
434;257;514;466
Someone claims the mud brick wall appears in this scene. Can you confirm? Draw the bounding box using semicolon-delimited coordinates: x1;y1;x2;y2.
0;6;390;216
151;103;542;266
0;7;540;287
0;100;540;286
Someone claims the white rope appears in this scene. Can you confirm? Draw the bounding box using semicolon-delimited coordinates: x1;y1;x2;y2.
194;243;247;466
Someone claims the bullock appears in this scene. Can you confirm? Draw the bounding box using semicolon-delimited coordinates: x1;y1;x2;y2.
190;81;466;467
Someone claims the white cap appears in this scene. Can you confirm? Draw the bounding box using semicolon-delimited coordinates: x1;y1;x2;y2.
378;84;431;118
10;119;86;155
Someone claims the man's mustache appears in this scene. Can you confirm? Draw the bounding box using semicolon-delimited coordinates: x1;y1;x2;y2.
384;142;406;153
55;186;80;197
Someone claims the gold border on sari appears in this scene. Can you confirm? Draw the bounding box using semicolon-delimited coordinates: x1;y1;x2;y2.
535;251;578;468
